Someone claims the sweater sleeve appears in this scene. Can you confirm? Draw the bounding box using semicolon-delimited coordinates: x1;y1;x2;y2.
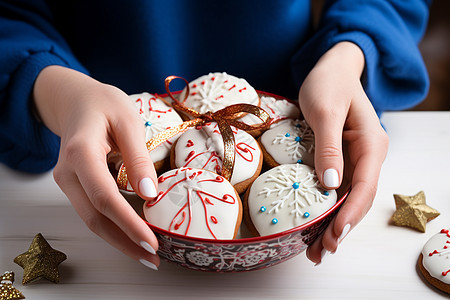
0;0;88;173
291;0;431;114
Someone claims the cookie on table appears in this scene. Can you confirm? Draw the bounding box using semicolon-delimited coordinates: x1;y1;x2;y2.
143;167;242;240
259;119;315;168
170;122;263;194
418;228;450;294
178;72;260;114
244;163;337;237
239;95;301;136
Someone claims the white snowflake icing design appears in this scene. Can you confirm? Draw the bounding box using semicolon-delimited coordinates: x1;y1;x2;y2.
192;77;246;112
258;164;329;218
192;77;226;113
184;73;257;114
272;120;314;161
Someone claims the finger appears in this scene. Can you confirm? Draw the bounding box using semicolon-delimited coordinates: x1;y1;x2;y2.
305;107;345;189
310;137;387;265
111;108;158;200
57;139;159;254
327;97;388;245
330;139;387;241
306;219;335;264
53;167;160;269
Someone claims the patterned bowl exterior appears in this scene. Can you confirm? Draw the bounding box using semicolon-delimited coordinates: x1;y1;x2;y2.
147;190;348;272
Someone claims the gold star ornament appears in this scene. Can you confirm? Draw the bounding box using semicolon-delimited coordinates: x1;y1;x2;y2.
391;191;440;232
14;233;67;284
0;272;24;300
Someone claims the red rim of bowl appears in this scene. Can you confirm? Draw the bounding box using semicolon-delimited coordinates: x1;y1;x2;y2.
147;88;347;244
145;188;349;244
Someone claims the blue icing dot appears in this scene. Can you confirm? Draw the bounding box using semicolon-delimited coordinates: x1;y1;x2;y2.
295;136;302;142
295;124;302;128
323;191;329;196
285;132;291;137
296;159;303;164
260;206;266;212
271;218;278;224
304;212;310;218
145;121;152;127
292;182;300;189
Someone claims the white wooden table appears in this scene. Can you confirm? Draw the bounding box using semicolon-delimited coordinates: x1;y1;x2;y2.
1;111;449;299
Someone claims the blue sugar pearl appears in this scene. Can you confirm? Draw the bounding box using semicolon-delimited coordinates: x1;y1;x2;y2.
304;212;310;218
285;132;291;137
271;218;278;224
295;136;302;142
296;159;303;164
292;182;300;189
295;124;301;128
260;206;266;212
145;121;152;127
323;191;329;196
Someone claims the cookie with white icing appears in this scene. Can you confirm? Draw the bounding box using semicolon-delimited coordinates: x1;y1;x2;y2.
178;72;260;114
244;163;337;237
143;167;242;240
239;95;301;136
116;92;184;172
171;122;263;194
418;228;450;294
259;119;315;168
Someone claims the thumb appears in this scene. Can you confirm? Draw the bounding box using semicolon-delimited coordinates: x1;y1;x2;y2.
309;115;344;189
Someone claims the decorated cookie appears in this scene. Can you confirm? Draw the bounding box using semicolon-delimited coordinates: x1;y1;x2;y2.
109;92;184;173
418;228;450;294
132;92;183;170
171;122;263;194
178;72;260;114
259;119;315;168
143;167;242;240
239;95;301;135
244;163;337;236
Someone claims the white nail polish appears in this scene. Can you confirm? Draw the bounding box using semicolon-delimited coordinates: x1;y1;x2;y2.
139;178;157;198
139;258;158;270
315;248;330;266
338;224;351;244
140;241;156;255
323;169;339;188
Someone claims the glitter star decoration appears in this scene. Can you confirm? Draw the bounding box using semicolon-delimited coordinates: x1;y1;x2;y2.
391;191;440;232
0;272;24;300
14;233;67;284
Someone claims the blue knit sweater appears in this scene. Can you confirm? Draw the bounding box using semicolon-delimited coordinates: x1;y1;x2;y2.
0;0;430;173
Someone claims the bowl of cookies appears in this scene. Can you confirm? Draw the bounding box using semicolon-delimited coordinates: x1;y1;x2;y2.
115;72;350;272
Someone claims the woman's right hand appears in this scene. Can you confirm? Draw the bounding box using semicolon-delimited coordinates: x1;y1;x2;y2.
33;65;160;270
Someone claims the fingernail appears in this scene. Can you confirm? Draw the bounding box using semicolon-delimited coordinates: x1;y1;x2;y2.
139;258;158;271
338;224;351;244
139;178;157;198
315;248;330;266
323;168;339;188
140;241;156;255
